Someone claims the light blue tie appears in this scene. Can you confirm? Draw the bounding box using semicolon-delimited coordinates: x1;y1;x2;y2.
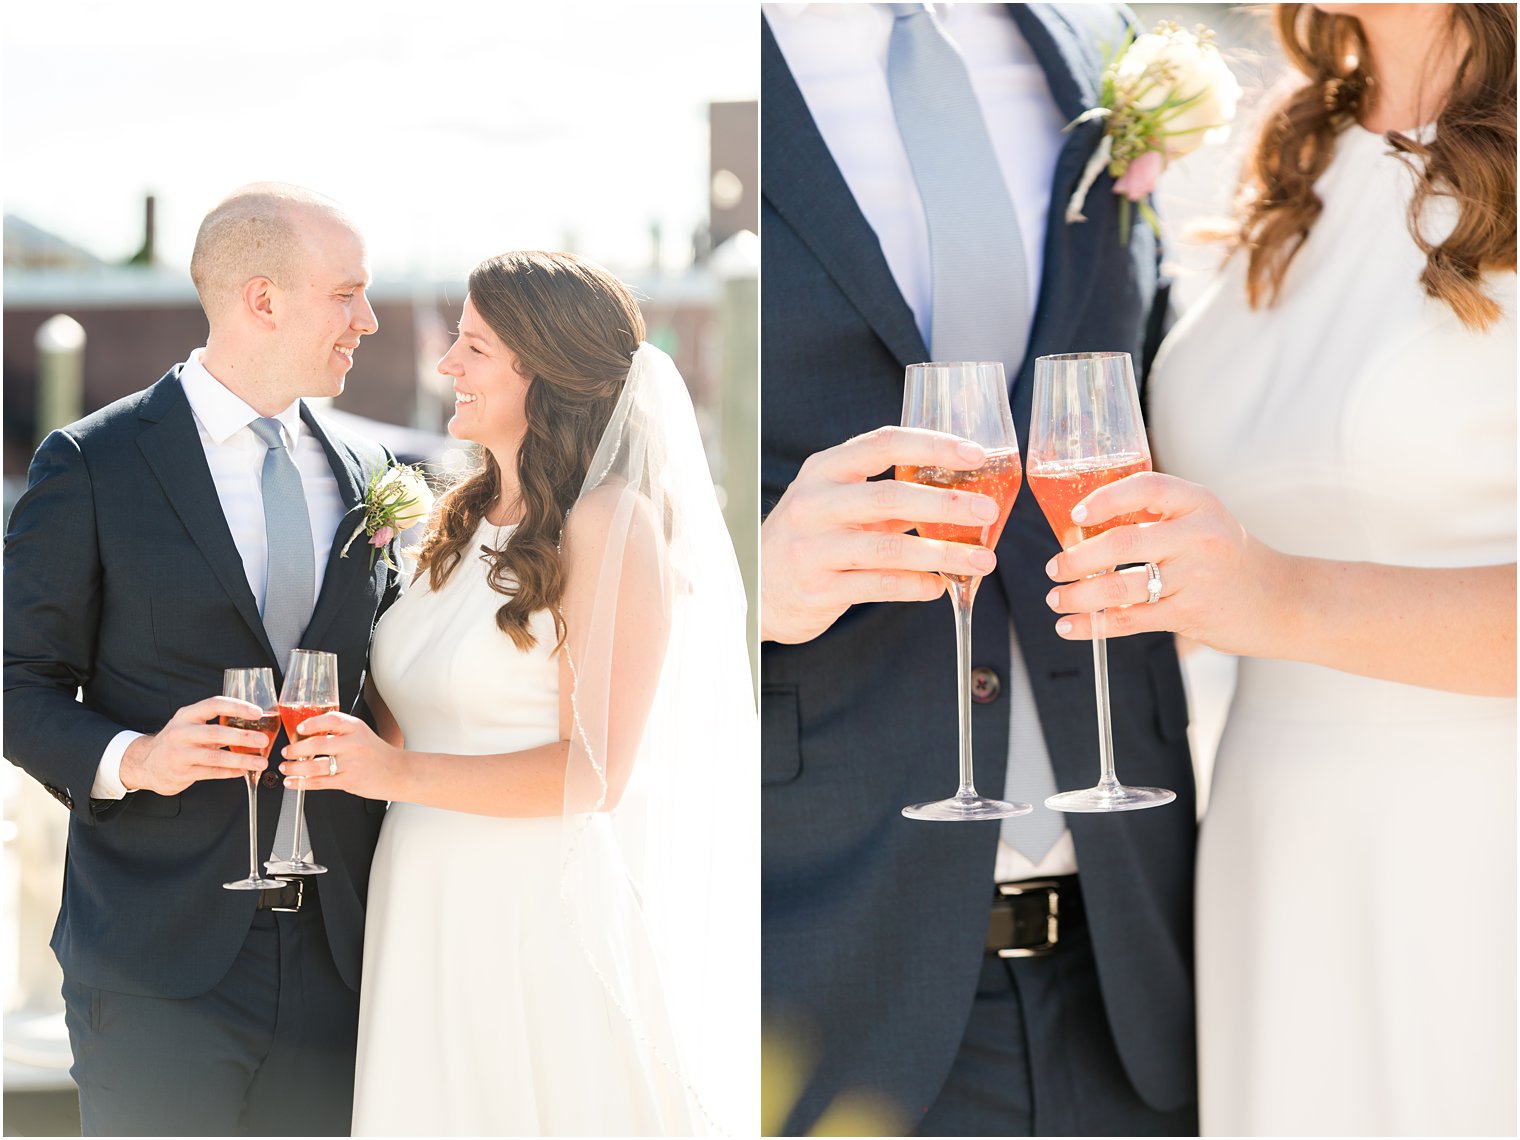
886;1;1031;373
886;3;1063;862
248;416;315;862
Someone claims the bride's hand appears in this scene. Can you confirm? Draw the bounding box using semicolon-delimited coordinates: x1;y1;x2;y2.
279;711;405;802
1043;471;1294;658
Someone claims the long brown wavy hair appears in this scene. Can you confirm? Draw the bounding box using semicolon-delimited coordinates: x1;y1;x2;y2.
1236;3;1516;330
414;251;645;650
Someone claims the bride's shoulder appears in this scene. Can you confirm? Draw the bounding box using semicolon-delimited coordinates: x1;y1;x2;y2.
562;481;661;564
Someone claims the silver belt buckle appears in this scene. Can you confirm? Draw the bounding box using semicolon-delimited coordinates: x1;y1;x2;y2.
995;879;1060;959
271;877;304;913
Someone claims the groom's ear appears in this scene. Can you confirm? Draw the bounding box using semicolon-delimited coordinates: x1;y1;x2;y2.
243;275;278;329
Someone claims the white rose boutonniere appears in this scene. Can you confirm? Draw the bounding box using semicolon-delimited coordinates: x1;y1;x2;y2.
340;462;434;569
1066;21;1242;239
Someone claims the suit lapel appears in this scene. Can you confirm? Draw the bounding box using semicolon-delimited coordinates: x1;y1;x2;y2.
136;371;275;659
1009;4;1106;123
1008;3;1124;433
299;402;372;650
762;16;928;370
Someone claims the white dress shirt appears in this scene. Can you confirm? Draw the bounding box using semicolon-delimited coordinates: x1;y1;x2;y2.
767;2;1078;879
93;351;347;798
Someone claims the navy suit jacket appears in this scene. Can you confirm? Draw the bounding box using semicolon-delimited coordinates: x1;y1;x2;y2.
3;367;399;998
761;6;1196;1131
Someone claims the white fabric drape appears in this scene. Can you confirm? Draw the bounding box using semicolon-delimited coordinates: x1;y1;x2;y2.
559;342;758;1135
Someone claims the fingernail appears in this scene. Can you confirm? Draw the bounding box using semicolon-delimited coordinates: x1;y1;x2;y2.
971;496;998;521
1055;619;1073;636
970;548;996;572
1044;557;1058;578
1070;503;1088;523
1046;588;1060;610
956;440;983;462
284;777;295;788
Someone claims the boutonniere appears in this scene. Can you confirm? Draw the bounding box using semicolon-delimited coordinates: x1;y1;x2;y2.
340;462;435;569
1065;21;1241;241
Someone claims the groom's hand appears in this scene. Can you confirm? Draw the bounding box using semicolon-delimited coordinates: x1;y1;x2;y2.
119;697;272;796
761;426;1000;644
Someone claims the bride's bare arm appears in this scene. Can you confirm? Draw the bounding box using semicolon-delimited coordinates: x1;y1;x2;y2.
280;488;670;813
1044;471;1516;697
362;679;404;749
554;483;671;810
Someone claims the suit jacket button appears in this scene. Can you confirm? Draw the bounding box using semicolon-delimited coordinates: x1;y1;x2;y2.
970;666;1001;704
43;784;75;810
261;770;280;789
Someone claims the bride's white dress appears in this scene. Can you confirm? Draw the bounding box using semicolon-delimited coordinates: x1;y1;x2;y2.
350;520;690;1136
1150;125;1516;1135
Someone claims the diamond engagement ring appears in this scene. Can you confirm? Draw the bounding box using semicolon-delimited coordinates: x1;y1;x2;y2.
328;756;339;777
1145;562;1163;604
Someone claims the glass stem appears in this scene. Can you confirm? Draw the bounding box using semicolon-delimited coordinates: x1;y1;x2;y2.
1091;605;1120;791
291;780;307;861
244;772;259;878
948;574;980;800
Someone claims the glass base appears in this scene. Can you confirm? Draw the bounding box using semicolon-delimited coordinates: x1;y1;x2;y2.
1045;784;1176;813
903;796;1032;822
264;859;327;876
224;875;286;890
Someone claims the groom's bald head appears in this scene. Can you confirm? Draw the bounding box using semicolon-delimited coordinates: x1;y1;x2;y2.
190;182;357;320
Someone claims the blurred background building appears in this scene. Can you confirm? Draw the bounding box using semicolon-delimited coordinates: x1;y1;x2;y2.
2;3;755;1131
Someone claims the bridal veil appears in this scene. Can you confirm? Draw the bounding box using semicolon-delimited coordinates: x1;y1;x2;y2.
558;342;757;1135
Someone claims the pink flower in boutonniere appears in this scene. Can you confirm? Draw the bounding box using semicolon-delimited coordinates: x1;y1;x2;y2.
1113;148;1165;202
1065;21;1241;241
340;462;434;570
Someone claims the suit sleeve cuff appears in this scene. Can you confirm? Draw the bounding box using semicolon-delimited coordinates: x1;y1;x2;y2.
93;731;143;799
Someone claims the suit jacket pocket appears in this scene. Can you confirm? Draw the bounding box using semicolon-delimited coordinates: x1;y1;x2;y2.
122;791;181;817
761;684;802;785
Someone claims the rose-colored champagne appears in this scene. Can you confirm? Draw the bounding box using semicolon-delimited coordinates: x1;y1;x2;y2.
1026;452;1151;549
896;448;1023;552
220;713;279;772
279;703;338;744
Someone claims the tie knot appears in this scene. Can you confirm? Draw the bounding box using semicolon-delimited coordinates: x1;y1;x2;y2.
249;417;289;451
887;2;928;19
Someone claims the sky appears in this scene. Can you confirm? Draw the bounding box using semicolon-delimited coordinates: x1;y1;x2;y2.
2;0;758;282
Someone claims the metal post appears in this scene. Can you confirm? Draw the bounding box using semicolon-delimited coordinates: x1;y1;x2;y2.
34;314;86;443
713;231;759;691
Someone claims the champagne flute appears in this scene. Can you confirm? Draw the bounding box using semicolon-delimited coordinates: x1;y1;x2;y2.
221;667;285;890
1026;352;1175;811
895;361;1030;821
266;649;338;875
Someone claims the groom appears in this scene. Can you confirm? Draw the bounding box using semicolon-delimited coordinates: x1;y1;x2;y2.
762;5;1196;1135
3;183;398;1135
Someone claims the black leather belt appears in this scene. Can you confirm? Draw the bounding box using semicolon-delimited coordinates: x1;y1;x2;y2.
985;876;1082;958
256;878;305;913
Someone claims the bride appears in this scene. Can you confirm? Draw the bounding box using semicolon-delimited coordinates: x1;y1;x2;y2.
280;251;755;1135
1042;4;1515;1134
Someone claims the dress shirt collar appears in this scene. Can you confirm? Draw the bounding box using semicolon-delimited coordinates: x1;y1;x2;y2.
179;349;304;448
